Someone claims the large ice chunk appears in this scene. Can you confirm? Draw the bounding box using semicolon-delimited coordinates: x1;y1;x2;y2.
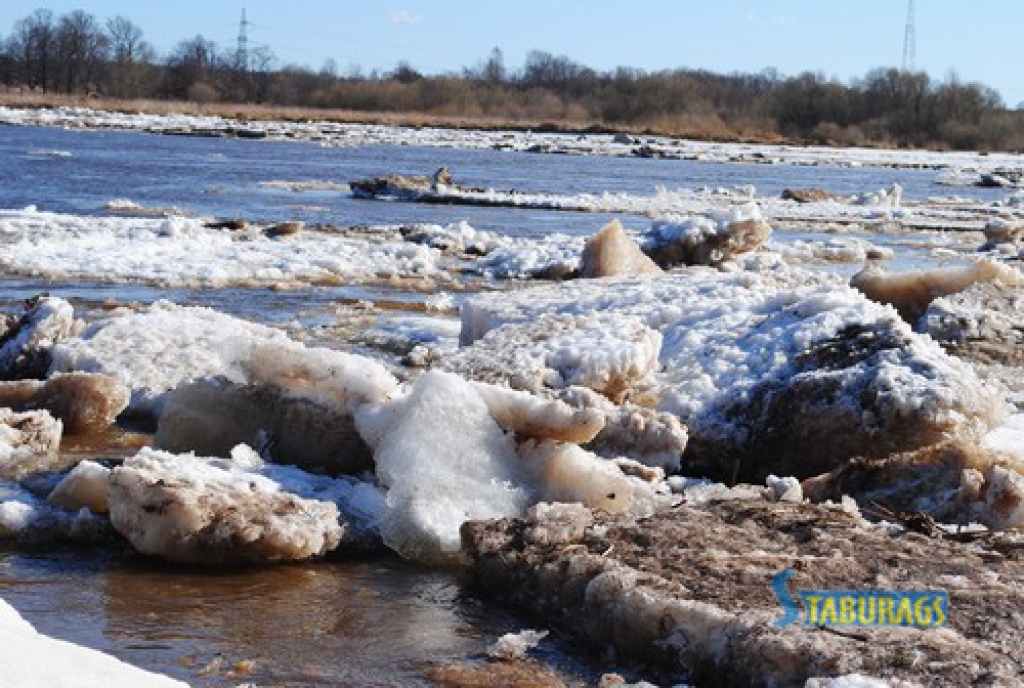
47;460;111;513
851;259;1023;323
923;281;1024;366
461;268;1003;481
0;295;76;380
108;446;347;564
156;378;374;475
50;301;289;416
518;440;660;517
368;371;530;564
446;312;661;403
156;340;399;473
0;372;128;433
642;204;771;267
240;339;398;410
471;382;605;444
363;371;656;564
580;219;663;278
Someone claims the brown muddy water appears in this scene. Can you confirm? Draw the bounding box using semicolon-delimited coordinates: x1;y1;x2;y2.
0;546;605;687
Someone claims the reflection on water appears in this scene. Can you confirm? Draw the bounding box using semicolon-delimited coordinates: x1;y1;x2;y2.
0;549;596;686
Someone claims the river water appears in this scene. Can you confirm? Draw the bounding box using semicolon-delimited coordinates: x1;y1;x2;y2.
0;122;1004;686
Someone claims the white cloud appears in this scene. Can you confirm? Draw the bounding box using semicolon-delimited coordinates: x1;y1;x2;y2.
390;10;424;25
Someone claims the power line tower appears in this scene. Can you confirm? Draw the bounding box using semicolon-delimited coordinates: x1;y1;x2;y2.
236;8;249;72
902;0;916;72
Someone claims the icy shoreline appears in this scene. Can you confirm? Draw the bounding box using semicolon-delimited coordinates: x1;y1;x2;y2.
3;104;1024;175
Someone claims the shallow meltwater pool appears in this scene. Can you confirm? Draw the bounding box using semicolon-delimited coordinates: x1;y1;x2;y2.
0;548;600;686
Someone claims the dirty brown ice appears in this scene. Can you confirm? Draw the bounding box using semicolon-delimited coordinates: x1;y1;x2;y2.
462;498;1023;687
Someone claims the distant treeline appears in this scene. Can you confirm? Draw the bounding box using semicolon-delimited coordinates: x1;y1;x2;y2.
2;8;1023;151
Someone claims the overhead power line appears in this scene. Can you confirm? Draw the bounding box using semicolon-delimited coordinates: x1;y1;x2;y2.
902;0;916;72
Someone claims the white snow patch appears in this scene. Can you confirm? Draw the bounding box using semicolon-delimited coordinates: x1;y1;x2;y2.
0;599;187;687
486;629;549;660
50;301;289;416
0;207;439;287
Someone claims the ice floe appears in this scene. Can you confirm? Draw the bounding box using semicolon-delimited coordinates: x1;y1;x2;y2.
0;207;439;287
580;220;662;278
461;266;1005;480
156;337;400;475
923;281;1024;367
0;373;128;433
643;203;771;267
50;301;289;416
46;460;111;513
108;446;350;564
446;312;662;403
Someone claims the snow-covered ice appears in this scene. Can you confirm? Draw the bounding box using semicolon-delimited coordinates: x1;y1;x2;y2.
0;408;63;481
0;295;76;380
50;300;289;416
461;266;1004;480
0;207;439;287
643;203;771;267
0;599;187;687
108;446;350;564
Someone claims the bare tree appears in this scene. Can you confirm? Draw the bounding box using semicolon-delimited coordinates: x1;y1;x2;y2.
55;10;109;94
10;9;57;90
106;16;154;98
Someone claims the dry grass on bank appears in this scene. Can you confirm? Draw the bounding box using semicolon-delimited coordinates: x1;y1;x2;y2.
0;92;792;145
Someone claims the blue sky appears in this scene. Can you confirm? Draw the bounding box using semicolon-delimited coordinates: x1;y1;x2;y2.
2;1;1021;106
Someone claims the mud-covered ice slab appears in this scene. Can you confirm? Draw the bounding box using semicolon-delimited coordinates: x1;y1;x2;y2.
108;446;373;564
0;599;188;688
0;295;76;380
922;281;1024;367
0;373;128;433
461;268;1003;481
462;500;1023;687
802;441;1024;531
